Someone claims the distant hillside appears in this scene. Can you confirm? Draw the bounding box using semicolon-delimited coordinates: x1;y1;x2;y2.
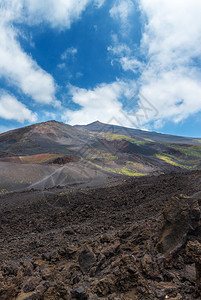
76;120;199;144
0;120;90;156
1;120;201;187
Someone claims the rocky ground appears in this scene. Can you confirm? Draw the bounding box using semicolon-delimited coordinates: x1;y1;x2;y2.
0;171;201;299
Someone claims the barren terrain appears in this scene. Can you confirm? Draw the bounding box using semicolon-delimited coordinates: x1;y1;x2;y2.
1;121;201;299
0;171;201;299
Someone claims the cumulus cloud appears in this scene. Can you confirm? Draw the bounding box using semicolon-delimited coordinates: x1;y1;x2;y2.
0;0;104;112
24;0;105;29
106;1;201;129
139;69;201;125
0;24;56;105
62;81;139;126
0;1;57;106
137;0;201;128
0;91;37;123
24;0;90;29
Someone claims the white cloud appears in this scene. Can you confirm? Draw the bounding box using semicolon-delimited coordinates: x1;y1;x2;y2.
108;38;142;73
62;81;138;126
107;1;201;129
23;0;90;28
108;42;132;57
76;72;84;78
0;24;56;105
0;0;105;29
0;0;22;24
140;0;201;62
0;0;104;109
120;57;143;73
61;47;78;60
139;69;201;126
136;0;201;128
43;111;57;120
24;0;104;29
110;0;134;33
94;0;105;9
57;63;66;70
0;91;37;123
0;1;57;105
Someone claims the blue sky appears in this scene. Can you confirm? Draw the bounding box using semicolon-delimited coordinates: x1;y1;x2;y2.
0;0;201;137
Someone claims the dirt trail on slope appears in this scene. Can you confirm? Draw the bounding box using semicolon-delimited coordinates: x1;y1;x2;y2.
0;161;113;193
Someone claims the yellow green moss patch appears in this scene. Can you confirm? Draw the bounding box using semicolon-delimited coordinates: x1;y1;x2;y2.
156;154;181;167
0;188;9;195
106;166;146;177
156;153;201;170
103;133;146;146
126;161;145;170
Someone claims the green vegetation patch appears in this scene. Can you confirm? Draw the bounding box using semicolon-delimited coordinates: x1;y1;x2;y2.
87;151;118;161
194;139;201;144
126;161;145;170
103;133;146;146
156;153;200;170
165;153;200;166
156;154;181;167
168;144;201;158
106;166;146;177
143;138;154;142
0;188;9;195
101;153;118;160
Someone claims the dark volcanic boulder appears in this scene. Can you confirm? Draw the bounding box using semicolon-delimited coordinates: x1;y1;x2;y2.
50;155;79;165
157;194;200;254
71;286;88;299
186;241;201;295
78;246;96;273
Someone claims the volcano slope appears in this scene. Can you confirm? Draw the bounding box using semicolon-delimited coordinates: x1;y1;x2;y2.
0;171;201;299
1;120;201;193
1;120;201;299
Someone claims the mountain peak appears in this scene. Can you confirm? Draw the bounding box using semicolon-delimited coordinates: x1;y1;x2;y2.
87;120;104;126
38;120;65;125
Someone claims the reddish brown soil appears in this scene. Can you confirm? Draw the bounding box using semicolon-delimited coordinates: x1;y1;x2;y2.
0;171;201;299
0;156;23;163
0;153;63;164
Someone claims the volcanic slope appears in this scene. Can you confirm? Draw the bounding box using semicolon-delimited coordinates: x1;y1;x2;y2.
0;120;90;157
0;171;201;299
75;121;201;174
1;120;201;192
76;120;199;144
